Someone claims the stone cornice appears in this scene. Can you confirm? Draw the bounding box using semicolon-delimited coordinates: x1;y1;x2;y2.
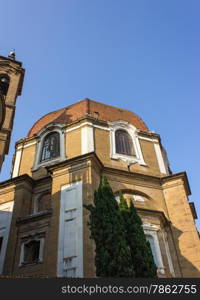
0;55;23;67
16;209;52;225
161;171;191;196
137;207;171;226
46;152;103;173
0;174;34;188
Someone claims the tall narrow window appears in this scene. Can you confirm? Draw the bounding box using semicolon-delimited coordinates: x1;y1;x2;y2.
40;132;60;162
146;234;158;266
0;74;10;96
115;129;135;156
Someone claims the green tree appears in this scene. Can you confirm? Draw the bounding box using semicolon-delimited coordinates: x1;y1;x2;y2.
119;193;157;278
84;176;135;277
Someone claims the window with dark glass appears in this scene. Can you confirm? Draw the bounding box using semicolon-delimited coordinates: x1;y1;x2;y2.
40;132;60;162
24;240;40;264
0;74;10;96
115;129;135;156
37;193;51;212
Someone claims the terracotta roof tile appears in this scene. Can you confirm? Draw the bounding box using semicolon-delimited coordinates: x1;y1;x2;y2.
28;99;148;137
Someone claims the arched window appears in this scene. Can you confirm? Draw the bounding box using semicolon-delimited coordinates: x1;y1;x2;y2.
115;129;135;156
36;193;51;212
0;74;10;96
40;132;60;162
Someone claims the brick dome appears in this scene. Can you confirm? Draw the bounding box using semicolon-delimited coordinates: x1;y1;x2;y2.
28;99;148;137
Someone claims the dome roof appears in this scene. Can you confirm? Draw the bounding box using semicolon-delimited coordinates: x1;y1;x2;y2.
28;99;148;137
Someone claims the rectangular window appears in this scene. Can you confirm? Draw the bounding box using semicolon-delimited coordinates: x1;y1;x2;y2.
146;234;158;266
24;240;40;264
19;236;45;266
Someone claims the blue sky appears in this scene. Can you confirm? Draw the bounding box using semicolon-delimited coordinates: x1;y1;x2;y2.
0;0;200;229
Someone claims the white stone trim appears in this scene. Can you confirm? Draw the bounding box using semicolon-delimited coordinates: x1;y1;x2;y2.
0;202;14;274
57;181;83;277
93;124;110;131
65;122;90;133
81;126;94;154
110;121;146;166
65;122;110;133
154;143;167;174
162;231;175;277
17;141;37;150
12;149;22;178
138;136;158;143
115;194;146;203
133;195;146;202
143;223;165;275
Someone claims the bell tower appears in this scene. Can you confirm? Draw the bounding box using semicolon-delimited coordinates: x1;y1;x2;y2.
0;52;25;173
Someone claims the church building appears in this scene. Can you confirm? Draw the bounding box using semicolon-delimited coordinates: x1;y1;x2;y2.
0;60;199;278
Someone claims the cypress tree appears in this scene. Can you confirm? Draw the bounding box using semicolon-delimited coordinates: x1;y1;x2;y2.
119;193;157;278
84;176;135;277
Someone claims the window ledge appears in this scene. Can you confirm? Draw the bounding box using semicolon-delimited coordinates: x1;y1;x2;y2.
111;154;147;166
32;157;66;172
19;260;43;268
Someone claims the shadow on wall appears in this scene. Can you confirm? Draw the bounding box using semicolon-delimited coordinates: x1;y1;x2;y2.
1;171;200;278
169;223;200;278
113;183;200;278
0;210;12;275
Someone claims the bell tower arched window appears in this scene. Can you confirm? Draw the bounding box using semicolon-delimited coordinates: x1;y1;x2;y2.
0;74;10;96
115;129;135;156
40;132;60;162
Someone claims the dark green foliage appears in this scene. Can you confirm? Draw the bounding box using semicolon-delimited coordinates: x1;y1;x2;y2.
84;176;135;277
85;177;157;278
119;193;157;278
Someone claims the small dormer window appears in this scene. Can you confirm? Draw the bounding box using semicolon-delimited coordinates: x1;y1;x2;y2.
0;74;10;96
40;132;60;162
115;129;135;156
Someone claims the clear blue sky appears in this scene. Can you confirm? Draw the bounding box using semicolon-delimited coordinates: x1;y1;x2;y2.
0;0;200;230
